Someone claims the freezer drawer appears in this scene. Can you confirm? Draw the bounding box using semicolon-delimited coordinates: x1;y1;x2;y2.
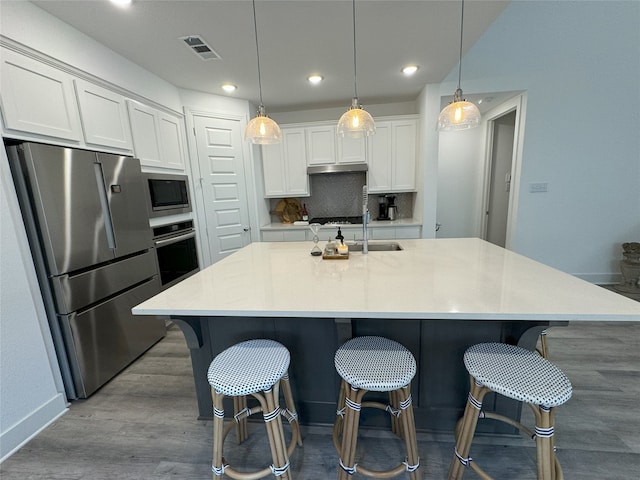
60;276;165;398
51;249;158;314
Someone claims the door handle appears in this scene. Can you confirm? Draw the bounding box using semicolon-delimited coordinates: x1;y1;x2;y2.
243;227;250;232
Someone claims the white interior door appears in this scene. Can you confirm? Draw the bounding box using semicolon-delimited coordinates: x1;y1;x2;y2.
192;114;251;265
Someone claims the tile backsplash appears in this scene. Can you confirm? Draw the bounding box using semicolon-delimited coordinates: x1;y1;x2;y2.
268;172;414;222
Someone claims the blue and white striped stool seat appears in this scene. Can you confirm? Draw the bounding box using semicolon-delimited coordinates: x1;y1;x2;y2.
464;343;572;407
207;339;290;396
334;336;416;391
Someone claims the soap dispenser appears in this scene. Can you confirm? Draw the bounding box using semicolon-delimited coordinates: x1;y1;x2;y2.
335;227;349;255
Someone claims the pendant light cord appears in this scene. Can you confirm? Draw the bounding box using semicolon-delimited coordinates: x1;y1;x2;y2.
457;0;465;90
351;0;358;100
251;0;264;107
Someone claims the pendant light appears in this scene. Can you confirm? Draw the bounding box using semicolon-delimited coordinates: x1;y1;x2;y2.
244;0;282;144
438;0;481;131
337;0;375;138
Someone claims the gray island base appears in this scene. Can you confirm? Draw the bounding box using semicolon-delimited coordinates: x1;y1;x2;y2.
133;239;640;435
173;315;557;434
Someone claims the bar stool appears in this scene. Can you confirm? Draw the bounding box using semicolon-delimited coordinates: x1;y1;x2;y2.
333;336;421;480
448;343;573;480
207;339;302;479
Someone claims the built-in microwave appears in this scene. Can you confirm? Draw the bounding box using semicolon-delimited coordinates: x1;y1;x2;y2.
143;173;192;218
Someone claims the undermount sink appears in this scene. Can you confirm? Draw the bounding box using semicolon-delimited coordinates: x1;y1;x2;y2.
346;242;403;252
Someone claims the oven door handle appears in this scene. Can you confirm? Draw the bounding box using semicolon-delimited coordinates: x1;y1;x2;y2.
154;230;196;247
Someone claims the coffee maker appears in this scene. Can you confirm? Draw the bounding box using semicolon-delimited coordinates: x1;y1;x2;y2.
377;195;397;220
386;195;397;220
377;196;388;220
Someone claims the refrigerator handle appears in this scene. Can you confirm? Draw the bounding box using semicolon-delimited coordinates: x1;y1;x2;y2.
94;162;117;250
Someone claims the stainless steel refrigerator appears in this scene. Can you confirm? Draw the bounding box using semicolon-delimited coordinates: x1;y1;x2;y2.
7;141;165;399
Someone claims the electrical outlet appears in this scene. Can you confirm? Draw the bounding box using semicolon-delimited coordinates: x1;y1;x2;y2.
529;182;548;193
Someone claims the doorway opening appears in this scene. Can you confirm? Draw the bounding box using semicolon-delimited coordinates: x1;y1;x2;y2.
480;94;526;249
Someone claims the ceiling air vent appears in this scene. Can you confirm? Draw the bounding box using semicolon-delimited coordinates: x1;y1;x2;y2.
179;35;221;61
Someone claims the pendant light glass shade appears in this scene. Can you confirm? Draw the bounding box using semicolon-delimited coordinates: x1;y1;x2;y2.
438;88;481;131
337;98;376;138
245;105;282;144
338;0;375;138
438;0;480;132
244;0;282;144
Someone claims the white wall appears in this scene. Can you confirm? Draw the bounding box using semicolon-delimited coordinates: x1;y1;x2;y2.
0;148;68;462
436;127;484;238
425;0;640;281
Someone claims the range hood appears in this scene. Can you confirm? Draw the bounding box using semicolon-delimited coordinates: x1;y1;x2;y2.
307;163;368;175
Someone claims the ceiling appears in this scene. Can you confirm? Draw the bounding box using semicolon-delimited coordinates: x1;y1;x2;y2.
31;0;510;113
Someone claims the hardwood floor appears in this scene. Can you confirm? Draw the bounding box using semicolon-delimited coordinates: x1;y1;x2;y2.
1;316;639;479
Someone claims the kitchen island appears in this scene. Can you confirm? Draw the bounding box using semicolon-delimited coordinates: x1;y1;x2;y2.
133;238;640;432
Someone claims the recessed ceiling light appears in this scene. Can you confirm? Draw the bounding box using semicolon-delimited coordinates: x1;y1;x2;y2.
110;0;132;7
308;75;324;85
401;65;419;76
221;84;237;93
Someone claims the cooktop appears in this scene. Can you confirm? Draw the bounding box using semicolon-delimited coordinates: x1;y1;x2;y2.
309;216;363;225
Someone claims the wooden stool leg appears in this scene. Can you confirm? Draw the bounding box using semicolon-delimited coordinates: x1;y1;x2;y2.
534;405;556;480
280;371;303;446
337;385;366;480
256;382;292;480
211;389;226;477
388;389;403;438
332;379;347;453
397;384;421;480
448;377;490;480
233;395;248;444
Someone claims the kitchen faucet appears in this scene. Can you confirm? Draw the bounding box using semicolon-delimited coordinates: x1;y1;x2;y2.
362;185;369;254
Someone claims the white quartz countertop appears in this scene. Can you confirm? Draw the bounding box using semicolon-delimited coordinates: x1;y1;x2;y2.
133;238;640;321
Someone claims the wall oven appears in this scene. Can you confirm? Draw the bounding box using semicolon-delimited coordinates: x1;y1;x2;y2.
144;172;192;218
152;220;199;289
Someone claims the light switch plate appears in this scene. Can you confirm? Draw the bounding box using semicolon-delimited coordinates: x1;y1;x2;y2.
529;182;548;193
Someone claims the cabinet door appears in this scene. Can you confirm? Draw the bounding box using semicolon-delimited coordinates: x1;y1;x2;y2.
262;143;287;197
367;122;392;193
157;113;186;170
338;135;366;164
282;128;309;196
306;125;336;165
392;120;417;191
126;100;162;168
74;79;133;151
1;48;82;141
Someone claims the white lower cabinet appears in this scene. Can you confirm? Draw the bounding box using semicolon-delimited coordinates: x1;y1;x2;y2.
127;100;186;170
74;78;133;151
1;48;82;142
262;230;307;242
262;225;421;243
394;226;422;239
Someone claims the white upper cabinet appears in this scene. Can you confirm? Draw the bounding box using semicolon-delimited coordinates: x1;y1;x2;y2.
157;112;186;170
1;48;82;142
306;125;336;165
127;100;185;171
368;117;418;193
262;127;309;198
337;134;367;164
74;78;132;151
306;123;366;165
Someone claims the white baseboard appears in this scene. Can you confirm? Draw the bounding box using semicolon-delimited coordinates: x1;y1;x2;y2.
0;393;68;463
